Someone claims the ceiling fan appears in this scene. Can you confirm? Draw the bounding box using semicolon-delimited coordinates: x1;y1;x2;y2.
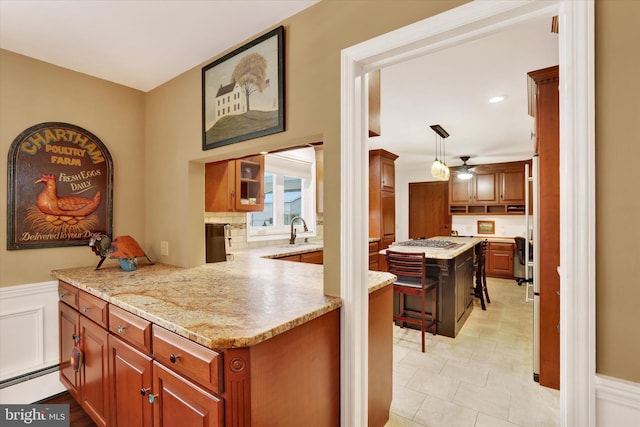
456;156;475;180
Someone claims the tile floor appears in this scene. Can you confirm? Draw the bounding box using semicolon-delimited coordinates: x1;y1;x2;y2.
386;277;560;427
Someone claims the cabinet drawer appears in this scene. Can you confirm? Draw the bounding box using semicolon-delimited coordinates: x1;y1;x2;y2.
109;305;152;354
152;326;223;394
78;291;109;329
58;281;79;309
489;242;514;252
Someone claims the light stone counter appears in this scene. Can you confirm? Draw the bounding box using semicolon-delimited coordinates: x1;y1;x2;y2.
380;236;483;259
53;243;394;350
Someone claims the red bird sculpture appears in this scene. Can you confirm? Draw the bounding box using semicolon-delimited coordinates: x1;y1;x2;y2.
35;173;101;217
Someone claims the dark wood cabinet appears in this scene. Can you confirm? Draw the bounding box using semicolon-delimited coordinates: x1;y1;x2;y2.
108;335;153;427
370;149;398;267
486;242;515;278
449;160;530;214
205;155;264;212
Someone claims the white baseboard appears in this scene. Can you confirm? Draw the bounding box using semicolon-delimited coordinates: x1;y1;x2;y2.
595;374;640;427
0;371;66;404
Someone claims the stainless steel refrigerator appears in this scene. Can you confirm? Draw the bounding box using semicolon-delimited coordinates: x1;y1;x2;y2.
526;155;540;382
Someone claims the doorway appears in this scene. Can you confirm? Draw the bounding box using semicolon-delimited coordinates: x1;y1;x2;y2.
340;1;595;426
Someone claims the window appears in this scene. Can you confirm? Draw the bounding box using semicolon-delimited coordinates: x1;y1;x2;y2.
247;147;316;241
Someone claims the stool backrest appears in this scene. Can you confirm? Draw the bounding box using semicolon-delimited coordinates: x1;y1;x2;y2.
386;250;427;287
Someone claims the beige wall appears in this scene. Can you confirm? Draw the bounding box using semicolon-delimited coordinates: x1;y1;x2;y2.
143;0;468;293
1;0;638;384
595;0;640;382
0;50;146;286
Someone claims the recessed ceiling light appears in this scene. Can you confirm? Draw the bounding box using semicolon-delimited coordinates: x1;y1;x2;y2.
488;95;506;103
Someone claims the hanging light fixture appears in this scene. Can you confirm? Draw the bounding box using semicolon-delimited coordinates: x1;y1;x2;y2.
429;124;450;181
457;156;474;180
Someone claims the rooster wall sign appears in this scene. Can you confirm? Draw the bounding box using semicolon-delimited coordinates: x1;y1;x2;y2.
7;122;113;250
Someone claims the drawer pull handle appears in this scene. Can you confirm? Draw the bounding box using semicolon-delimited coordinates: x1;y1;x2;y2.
59;292;66;299
147;394;158;404
117;325;127;334
82;306;90;313
169;353;180;363
72;334;80;344
140;388;151;396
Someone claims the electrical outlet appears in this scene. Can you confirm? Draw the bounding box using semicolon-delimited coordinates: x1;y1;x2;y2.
160;241;169;256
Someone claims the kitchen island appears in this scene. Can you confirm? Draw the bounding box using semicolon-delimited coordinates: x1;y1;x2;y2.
382;236;482;338
53;250;395;427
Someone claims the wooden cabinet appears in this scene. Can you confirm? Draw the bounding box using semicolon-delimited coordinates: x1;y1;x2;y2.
486;242;515;279
369;149;398;267
529;65;560;389
59;285;111;427
108;335;153;427
60;279;340;427
79;309;110;427
449;160;530;214
205;155;264;212
408;181;451;239
59;301;80;401
368;241;380;271
275;249;323;264
152;361;224;427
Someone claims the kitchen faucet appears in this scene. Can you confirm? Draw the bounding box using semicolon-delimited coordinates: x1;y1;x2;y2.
289;216;308;244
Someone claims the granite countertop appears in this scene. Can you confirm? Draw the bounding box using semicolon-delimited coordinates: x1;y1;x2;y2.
380;236;483;259
53;243;394;350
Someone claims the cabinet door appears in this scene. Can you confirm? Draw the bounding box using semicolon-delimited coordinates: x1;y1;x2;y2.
152;362;224;427
300;250;323;264
59;302;80;402
109;335;153;427
487;243;515;278
80;316;110;427
234;156;264;211
380;156;396;192
455;254;474;321
381;192;395;243
474;172;499;203
501;169;526;203
204;161;235;212
449;177;473;204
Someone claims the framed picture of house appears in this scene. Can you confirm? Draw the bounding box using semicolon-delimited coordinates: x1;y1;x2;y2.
477;220;495;235
202;26;284;150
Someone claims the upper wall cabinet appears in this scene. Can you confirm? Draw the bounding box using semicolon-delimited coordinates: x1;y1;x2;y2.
449;160;530;215
205;155;264;212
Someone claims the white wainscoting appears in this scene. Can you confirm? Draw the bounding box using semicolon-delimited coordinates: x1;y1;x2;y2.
595;375;640;427
0;281;65;403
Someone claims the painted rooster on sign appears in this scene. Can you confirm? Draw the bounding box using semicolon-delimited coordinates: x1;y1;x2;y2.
35;173;101;217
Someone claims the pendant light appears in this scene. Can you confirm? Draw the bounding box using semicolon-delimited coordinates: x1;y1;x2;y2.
429;124;450;181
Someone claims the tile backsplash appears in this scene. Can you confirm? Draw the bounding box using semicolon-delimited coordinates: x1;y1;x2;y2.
204;212;323;251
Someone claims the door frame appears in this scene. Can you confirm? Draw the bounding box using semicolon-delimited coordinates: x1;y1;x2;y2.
340;1;595;426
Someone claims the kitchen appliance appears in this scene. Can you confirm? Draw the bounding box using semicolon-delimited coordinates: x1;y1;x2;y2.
205;223;229;263
526;155;541;382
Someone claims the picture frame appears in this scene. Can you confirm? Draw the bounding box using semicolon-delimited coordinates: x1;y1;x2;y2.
202;26;284;150
477;220;495;235
7;122;113;250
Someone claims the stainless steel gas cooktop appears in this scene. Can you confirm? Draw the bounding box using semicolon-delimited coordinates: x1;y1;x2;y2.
394;239;458;249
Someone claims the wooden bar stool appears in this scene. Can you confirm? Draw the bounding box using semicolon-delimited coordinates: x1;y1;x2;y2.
474;240;490;310
386;250;437;352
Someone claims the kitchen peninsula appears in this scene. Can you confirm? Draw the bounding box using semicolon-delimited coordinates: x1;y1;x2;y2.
53;249;395;427
382;236;482;338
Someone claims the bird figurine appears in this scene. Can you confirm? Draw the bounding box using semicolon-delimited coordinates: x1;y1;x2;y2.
35;173;101;220
89;234;153;270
